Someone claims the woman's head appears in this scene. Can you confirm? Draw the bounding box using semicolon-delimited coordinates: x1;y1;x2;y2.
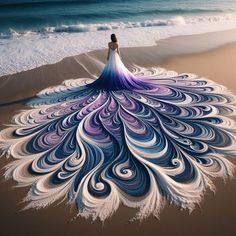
111;34;117;43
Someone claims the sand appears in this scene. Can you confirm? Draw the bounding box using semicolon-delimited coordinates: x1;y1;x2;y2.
1;30;236;236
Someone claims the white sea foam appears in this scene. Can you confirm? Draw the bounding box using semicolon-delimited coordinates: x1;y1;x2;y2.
1;14;236;76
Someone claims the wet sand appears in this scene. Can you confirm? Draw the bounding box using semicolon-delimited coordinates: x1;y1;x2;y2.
1;31;236;236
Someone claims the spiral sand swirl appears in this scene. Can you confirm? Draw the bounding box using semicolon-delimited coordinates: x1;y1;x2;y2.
1;65;236;221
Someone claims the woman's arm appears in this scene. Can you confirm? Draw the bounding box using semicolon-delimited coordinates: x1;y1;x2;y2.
107;44;111;60
117;44;120;56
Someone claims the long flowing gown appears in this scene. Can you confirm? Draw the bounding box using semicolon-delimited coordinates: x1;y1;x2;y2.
1;47;236;221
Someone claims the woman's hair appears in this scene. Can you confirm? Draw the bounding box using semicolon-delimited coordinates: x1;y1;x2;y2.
111;34;117;43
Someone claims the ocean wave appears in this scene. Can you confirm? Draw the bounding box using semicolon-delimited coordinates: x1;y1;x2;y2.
1;14;236;39
45;17;187;33
112;8;234;17
0;0;103;8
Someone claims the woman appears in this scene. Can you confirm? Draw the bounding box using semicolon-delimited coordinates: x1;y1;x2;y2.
1;34;236;221
107;34;120;60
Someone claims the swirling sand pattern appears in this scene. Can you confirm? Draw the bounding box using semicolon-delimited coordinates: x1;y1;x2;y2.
1;66;236;221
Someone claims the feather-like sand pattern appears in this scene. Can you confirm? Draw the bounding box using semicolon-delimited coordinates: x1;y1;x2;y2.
1;50;236;221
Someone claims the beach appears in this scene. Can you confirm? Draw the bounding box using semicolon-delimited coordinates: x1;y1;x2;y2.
1;29;236;236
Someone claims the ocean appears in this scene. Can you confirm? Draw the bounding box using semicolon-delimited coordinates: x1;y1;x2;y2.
1;0;236;75
1;0;236;35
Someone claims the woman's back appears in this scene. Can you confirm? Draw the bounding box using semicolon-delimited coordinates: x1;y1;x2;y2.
108;42;118;50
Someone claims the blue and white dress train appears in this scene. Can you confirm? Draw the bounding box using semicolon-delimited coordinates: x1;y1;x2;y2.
1;47;236;221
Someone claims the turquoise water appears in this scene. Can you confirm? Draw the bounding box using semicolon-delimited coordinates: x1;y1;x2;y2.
0;0;236;34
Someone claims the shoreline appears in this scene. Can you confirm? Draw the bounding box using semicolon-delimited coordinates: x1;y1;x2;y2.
1;19;236;77
1;29;236;236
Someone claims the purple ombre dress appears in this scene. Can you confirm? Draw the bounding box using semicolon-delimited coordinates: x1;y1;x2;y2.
1;44;236;221
90;48;151;90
